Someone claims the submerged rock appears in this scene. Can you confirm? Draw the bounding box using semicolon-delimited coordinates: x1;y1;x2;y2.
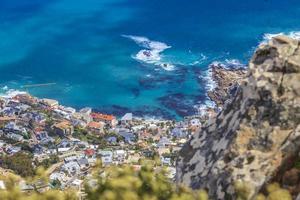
176;36;300;199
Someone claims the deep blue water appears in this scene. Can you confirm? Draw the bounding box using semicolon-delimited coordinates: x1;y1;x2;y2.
0;0;300;119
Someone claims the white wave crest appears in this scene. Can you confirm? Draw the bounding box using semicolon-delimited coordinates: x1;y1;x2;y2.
122;34;174;71
210;59;246;70
122;35;171;52
0;88;27;98
195;100;216;117
262;31;300;43
202;67;216;92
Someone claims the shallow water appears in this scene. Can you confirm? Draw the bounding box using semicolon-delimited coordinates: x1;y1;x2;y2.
0;0;300;119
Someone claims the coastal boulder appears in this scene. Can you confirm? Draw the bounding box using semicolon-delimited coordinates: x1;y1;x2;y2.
176;36;300;199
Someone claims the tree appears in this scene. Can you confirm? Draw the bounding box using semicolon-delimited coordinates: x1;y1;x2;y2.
0;152;35;177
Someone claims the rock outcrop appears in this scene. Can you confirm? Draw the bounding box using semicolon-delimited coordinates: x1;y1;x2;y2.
207;63;247;108
176;36;300;199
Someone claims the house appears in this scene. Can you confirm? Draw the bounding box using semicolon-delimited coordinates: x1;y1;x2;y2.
7;133;24;142
143;150;155;158
52;121;74;136
77;158;89;170
58;139;73;148
33;144;44;155
62;161;81;176
106;136;117;144
40;98;59;109
16;104;31;113
49;172;68;183
4;122;25;134
121;113;133;123
60;106;76;114
0;107;17;117
99;150;113;165
84;149;95;158
33;113;47;124
171;128;187;138
91;112;118;127
6;146;21;154
114;150;126;162
117;129;136;143
161;156;172;166
157;137;172;148
64;155;79;163
36;131;49;141
190;118;201;127
87;121;105;134
79;107;93;123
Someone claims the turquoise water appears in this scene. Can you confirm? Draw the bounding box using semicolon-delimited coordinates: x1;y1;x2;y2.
1;0;300;119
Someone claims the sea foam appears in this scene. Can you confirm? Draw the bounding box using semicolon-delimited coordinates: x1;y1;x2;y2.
0;88;27;98
122;35;174;70
263;31;300;43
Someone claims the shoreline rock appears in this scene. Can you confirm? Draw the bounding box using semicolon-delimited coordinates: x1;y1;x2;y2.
207;62;247;109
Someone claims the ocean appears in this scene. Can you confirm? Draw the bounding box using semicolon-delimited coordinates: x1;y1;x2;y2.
0;0;300;119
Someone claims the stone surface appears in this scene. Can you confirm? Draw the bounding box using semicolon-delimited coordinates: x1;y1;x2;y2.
176;36;300;199
207;63;247;108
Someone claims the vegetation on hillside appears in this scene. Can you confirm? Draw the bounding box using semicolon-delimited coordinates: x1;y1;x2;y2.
0;152;35;177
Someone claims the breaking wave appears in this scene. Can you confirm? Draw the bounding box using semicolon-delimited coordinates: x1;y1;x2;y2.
262;31;300;43
0;87;27;98
122;34;175;71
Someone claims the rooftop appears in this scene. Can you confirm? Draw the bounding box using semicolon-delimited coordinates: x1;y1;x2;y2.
91;112;116;121
53;121;72;129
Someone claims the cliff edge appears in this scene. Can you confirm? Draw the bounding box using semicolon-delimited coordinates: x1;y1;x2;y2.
176;36;300;199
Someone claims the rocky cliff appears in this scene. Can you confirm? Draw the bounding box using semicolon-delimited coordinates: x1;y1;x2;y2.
176;36;300;199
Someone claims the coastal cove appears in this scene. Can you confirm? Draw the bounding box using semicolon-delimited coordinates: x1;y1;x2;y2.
1;0;300;119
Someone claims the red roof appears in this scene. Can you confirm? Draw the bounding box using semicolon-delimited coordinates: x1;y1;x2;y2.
84;149;95;156
87;121;103;129
91;113;116;121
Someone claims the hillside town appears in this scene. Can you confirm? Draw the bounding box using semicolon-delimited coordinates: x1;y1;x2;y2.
0;91;204;195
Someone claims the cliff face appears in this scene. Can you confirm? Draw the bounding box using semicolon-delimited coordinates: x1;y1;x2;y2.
176;36;300;199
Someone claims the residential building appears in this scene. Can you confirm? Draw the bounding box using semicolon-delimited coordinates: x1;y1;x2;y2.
52;121;74;136
62;161;81;176
40;98;59;109
91;113;117;127
87;121;105;134
99;150;113;166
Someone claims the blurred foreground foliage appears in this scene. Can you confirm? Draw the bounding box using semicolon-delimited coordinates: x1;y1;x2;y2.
0;163;294;200
0;163;208;200
85;164;208;200
235;181;292;200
